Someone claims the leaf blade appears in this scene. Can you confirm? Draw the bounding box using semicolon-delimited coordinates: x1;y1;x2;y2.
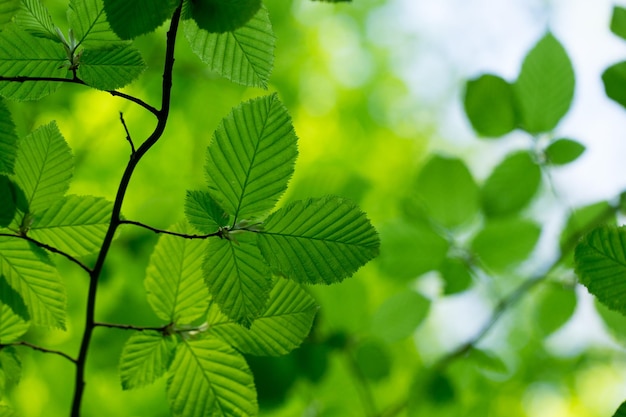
120;331;177;390
0;100;18;175
77;44;146;90
103;0;179;40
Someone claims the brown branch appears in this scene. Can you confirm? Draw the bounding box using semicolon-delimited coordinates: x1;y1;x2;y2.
119;219;221;239
2;341;77;364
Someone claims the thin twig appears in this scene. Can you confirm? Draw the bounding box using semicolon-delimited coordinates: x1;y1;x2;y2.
119;112;136;155
2;341;77;364
119;219;220;239
0;233;92;273
94;322;170;333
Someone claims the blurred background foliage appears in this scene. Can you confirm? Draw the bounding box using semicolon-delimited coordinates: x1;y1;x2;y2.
4;0;626;416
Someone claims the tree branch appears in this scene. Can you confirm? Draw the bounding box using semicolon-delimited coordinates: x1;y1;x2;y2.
119;219;221;239
119;112;136;155
94;322;170;334
2;341;77;364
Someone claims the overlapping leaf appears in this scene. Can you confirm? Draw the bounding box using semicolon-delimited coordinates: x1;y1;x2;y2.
119;331;177;390
145;222;209;325
13;122;72;215
104;0;179;40
207;278;317;356
464;74;517;137
68;0;119;48
0;26;67;101
15;0;58;40
0;177;16;228
184;6;275;88
0;101;18;175
77;45;146;90
0;346;21;392
0;303;29;343
257;197;380;285
28;195;112;257
205;94;297;222
0;274;28;321
167;337;257;417
183;0;261;34
203;233;271;327
185;190;230;234
0;237;65;328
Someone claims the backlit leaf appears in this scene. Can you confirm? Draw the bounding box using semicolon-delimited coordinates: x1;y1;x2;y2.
15;0;58;40
0;177;16;228
68;0;119;48
439;257;473;295
0;346;21;391
77;45;146;90
0;303;29;343
184;190;230;234
464;74;517;137
0;274;29;322
103;0;179;40
0;100;18;175
545;138;585;165
205;94;297;222
370;290;430;342
167;336;257;417
120;331;177;390
183;0;261;34
534;283;577;336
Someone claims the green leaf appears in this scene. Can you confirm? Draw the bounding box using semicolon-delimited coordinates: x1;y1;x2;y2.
439;257;473;295
534;283;577;336
575;226;626;315
560;201;615;252
207;278;318;356
103;0;179;40
28;195;112;257
354;339;391;381
0;237;66;328
0;26;67;101
120;331;177;390
145;221;209;325
413;155;479;228
203;233;271;327
167;337;257;417
602;62;626;109
611;7;626;41
0;303;29;343
13;122;72;215
0;274;29;322
68;0;120;48
0;0;19;28
545;138;585;165
514;32;575;133
77;44;146;90
14;0;58;40
183;0;261;34
595;299;626;344
205;94;297;222
613;401;626;417
370;290;430;342
470;218;541;272
0;176;16;228
0;100;18;175
0;346;21;391
184;5;275;88
464;74;517;137
481;151;541;218
467;348;507;374
257;197;380;285
184;190;230;234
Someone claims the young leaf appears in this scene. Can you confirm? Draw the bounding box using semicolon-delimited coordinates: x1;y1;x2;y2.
370;290;430;342
183;0;261;34
611;6;626;41
0;177;16;228
14;0;58;41
0;0;19;28
413;155;479;228
602;62;626;109
202;233;271;327
470;218;541;272
0;346;21;391
68;0;120;48
145;222;209;325
77;45;146;91
120;331;177;390
257;197;380;285
205;94;298;222
514;32;575;133
184;190;230;234
0;237;66;328
207;278;318;356
481;151;541;218
545;138;585;165
103;0;179;40
0;26;67;101
534;283;576;337
0;304;29;343
0;100;18;175
28;195;113;257
575;226;626;315
464;74;517;138
13;122;73;215
184;5;275;88
613;401;626;417
167;337;257;417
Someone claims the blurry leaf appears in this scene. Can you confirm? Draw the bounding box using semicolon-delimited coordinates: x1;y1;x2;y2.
464;74;517;137
575;226;626;315
205;94;297;221
0;0;19;28
467;348;507;374
245;354;297;409
0;100;18;175
203;232;271;327
295;343;329;383
439;257;473;295
602;62;626;109
426;372;455;404
514;32;575;133
0;26;67;101
370;290;430;342
613;401;626;417
184;6;274;88
68;0;120;48
15;0;58;40
471;218;541;272
0;303;29;343
183;0;261;34
0;237;66;328
354;339;391;381
184;190;230;234
611;7;626;40
0;177;16;228
207;278;318;356
13;122;72;215
534;283;577;336
77;45;146;90
119;331;177;390
594;299;626;344
103;0;179;40
0;346;20;391
481;151;541;218
560;201;614;252
145;221;209;325
545;138;585;165
414;155;479;228
257;197;380;285
167;336;257;417
378;220;449;281
29;195;113;257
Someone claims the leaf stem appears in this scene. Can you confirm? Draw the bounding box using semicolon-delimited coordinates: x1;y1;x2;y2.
94;322;170;334
119;112;136;155
2;341;77;364
119;219;221;239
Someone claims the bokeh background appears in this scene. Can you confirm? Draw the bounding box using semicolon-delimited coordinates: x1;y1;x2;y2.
5;0;626;416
